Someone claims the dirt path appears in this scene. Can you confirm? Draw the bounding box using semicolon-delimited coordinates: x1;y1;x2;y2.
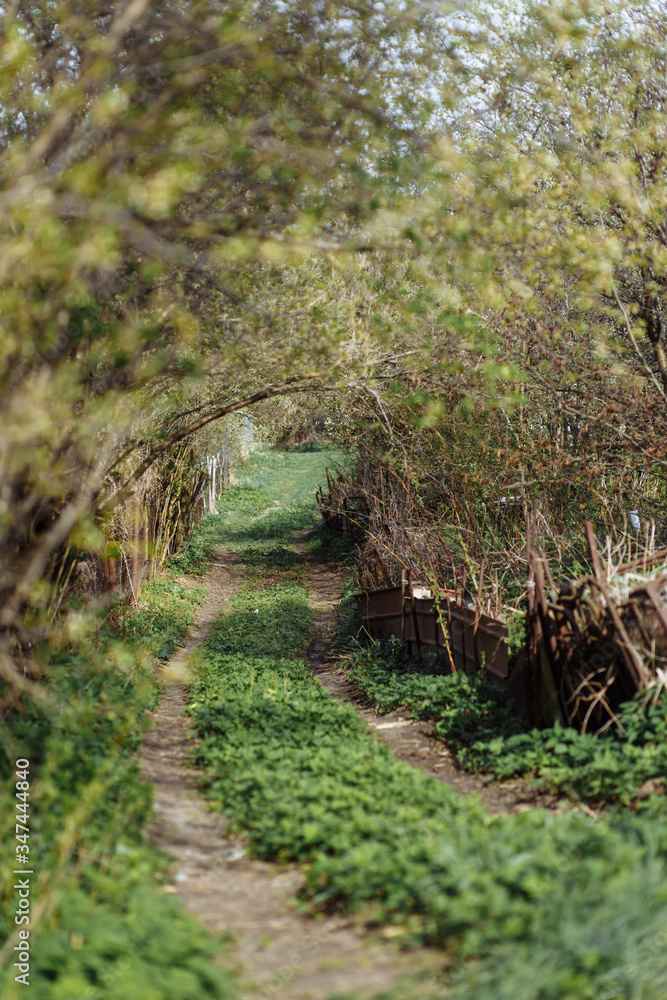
300;543;563;816
139;549;443;1000
138;527;565;1000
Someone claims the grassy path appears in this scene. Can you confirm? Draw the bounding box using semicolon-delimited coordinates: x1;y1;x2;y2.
184;448;667;1000
0;539;238;1000
6;448;667;999
298;538;561;816
140;458;442;1000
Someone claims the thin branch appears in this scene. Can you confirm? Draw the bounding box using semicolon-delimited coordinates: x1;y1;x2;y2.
98;375;331;517
612;283;667;401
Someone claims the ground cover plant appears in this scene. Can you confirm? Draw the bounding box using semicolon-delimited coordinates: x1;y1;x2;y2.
6;2;667;996
212;450;351;547
346;638;667;808
113;579;207;660
0;580;238;1000
187;449;667;1000
168;529;216;577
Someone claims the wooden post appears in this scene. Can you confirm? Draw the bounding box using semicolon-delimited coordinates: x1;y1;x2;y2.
131;501;141;600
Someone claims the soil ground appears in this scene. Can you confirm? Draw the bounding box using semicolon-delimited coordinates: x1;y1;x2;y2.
139;533;567;999
300;541;564;816
139;549;443;1000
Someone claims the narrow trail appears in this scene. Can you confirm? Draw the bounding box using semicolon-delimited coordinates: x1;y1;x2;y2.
299;539;562;816
139;547;442;1000
138;517;562;1000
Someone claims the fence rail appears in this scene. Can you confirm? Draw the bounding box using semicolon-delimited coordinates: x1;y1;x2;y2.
355;584;509;678
319;468;667;733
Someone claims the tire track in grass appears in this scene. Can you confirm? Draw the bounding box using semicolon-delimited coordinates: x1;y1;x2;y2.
140;543;443;1000
185;451;667;1000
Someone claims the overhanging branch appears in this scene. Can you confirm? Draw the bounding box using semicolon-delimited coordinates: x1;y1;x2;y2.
98;375;332;518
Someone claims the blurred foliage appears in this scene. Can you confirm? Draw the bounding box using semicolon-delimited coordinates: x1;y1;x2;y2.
4;887;237;1000
0;0;441;704
0;580;237;998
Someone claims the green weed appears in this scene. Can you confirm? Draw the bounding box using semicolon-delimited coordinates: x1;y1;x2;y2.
204;584;312;660
185;448;667;1000
114;579;206;660
169;527;215;575
189;582;667;1000
5;886;236;1000
239;545;305;569
346;637;667;806
0;544;243;999
0;618;238;1000
216;485;271;514
307;523;359;563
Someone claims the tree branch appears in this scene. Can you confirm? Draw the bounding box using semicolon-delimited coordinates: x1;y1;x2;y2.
98;375;332;518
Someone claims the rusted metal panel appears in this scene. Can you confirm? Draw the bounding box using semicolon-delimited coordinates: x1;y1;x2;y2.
354;585;509;679
476;613;510;679
413;599;441;648
355;587;404;641
361;586;403;615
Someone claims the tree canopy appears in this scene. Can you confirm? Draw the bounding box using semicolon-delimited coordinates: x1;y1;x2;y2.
1;0;667;696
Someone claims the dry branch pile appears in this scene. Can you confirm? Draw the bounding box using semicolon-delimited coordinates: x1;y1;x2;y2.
527;520;667;732
319;456;667;735
317;454;502;616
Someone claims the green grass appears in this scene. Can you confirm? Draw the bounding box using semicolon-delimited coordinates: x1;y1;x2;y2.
1;447;356;1000
0;571;237;1000
9;886;236;1000
235;447;351;509
113;578;207;660
344;637;667;807
185;448;667;1000
168;528;216;575
199;448;352;551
